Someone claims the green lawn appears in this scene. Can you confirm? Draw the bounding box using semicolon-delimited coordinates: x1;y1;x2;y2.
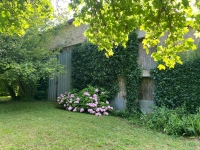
0;100;199;150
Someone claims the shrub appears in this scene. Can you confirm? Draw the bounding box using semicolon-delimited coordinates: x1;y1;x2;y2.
141;107;200;136
57;86;113;116
34;78;48;100
0;82;9;96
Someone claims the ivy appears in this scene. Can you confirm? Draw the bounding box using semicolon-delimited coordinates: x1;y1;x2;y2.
152;59;200;114
71;32;141;112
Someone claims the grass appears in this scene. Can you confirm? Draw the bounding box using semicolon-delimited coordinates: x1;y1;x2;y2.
0;96;11;102
0;100;200;150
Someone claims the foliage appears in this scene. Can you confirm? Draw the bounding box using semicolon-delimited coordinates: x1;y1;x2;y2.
0;0;53;36
71;43;118;100
57;85;113;116
151;59;200;114
110;109;131;118
0;27;65;100
0;83;9;96
71;31;141;112
110;109;142;126
34;78;49;100
178;43;200;62
69;0;200;69
141;107;200;136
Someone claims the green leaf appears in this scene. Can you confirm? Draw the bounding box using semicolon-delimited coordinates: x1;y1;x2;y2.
157;64;166;70
182;0;189;8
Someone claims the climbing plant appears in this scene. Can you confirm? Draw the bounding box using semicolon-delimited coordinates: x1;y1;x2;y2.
71;31;141;112
152;58;200;114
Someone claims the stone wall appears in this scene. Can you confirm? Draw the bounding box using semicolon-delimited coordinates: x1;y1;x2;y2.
47;24;89;50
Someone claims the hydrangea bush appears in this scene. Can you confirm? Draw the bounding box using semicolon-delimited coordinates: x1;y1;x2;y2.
57;86;113;116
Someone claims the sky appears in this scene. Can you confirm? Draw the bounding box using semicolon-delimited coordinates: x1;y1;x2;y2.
51;0;73;21
52;0;69;11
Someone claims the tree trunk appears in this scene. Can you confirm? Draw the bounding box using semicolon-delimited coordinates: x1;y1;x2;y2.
18;80;25;97
3;81;16;100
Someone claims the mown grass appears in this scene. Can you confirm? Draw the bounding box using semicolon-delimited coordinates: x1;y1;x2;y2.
0;100;199;150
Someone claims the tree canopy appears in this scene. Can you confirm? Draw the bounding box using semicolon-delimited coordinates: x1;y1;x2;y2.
69;0;200;69
0;0;53;36
0;24;65;100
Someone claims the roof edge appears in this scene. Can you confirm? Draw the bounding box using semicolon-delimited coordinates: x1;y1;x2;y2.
67;18;75;25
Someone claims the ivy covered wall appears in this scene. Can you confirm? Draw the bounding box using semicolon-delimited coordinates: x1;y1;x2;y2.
71;32;141;112
152;57;200;113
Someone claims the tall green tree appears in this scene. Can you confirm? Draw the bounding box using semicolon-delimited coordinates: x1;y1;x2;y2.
69;0;200;69
0;27;65;100
0;0;69;99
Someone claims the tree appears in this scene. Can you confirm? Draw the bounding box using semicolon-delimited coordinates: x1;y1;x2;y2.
0;26;65;100
0;0;53;36
69;0;200;69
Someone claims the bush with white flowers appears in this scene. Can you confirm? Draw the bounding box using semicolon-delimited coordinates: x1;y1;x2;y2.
57;85;113;116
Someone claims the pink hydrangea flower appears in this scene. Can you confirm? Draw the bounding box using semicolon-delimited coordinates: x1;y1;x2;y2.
87;103;97;107
73;108;77;112
107;106;113;110
68;106;72;111
76;97;80;101
84;92;90;96
104;112;109;115
80;108;84;113
101;92;105;94
95;112;102;116
95;89;99;92
74;101;79;104
106;101;109;104
70;94;74;98
88;109;95;114
88;109;92;112
93;97;98;101
100;108;105;112
64;104;67;107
